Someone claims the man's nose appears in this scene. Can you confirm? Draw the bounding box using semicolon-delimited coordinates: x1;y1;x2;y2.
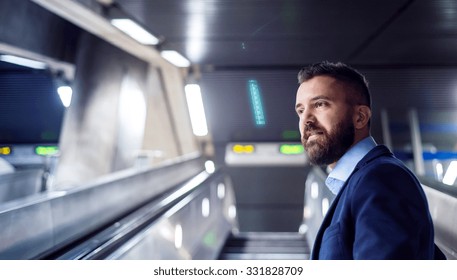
302;108;315;125
299;110;315;135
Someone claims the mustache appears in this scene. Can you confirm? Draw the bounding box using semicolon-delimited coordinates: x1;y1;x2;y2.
303;122;324;135
304;122;319;132
302;123;326;146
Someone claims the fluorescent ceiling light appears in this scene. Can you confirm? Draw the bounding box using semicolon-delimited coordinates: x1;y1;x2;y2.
0;54;46;69
110;18;159;45
57;86;73;108
185;84;208;136
160;50;191;67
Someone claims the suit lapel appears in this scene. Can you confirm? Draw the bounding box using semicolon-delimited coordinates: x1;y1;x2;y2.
310;145;393;259
310;179;347;259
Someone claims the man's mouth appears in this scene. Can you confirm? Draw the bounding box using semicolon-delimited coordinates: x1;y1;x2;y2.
306;131;324;141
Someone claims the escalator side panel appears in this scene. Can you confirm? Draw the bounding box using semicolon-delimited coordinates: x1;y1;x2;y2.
105;173;237;260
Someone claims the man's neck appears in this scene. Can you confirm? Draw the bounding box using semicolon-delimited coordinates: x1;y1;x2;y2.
328;133;372;169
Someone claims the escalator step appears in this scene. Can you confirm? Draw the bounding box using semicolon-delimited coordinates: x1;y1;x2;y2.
219;253;309;260
218;232;310;260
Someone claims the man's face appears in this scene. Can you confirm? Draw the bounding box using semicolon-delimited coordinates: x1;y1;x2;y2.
295;76;355;166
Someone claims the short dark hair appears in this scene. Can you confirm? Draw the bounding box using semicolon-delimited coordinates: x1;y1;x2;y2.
297;61;371;108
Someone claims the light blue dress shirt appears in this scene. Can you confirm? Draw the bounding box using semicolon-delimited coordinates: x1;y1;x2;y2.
325;136;377;195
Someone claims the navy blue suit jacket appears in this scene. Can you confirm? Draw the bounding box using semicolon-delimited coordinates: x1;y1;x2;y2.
311;145;441;259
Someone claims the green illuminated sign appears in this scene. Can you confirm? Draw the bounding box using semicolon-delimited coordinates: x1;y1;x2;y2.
280;144;304;155
35;146;59;156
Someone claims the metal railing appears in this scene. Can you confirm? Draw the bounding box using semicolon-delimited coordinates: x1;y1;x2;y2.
0;153;205;259
52;170;238;260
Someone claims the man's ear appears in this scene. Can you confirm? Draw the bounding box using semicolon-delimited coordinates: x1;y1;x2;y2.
354;105;371;129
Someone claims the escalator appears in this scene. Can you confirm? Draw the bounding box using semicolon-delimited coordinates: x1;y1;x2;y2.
6;156;308;260
41;170;236;260
43;169;309;260
218;232;310;260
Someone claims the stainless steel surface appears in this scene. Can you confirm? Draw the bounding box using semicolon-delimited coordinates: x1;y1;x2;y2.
423;186;457;259
0;195;55;258
380;109;392;150
301;166;335;247
0;169;43;203
106;172;237;259
409;109;425;176
0;153;204;259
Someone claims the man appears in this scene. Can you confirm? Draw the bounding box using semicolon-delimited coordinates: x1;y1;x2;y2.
295;61;444;259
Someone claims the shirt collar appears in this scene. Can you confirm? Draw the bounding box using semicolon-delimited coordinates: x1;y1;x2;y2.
325;136;377;194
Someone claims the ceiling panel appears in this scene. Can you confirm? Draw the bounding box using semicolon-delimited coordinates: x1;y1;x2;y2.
111;0;457;150
114;0;410;67
4;0;457;148
165;38;360;66
353;0;457;65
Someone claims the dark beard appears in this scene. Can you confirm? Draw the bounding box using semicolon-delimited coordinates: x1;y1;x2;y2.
302;116;355;166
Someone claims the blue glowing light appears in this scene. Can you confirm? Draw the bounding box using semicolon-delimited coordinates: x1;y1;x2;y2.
247;79;266;126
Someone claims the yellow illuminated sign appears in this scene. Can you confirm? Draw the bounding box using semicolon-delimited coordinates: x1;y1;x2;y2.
0;147;11;155
280;144;304;155
232;144;255;154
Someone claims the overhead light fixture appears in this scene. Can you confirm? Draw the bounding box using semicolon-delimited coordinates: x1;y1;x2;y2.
0;54;46;69
160;50;191;67
57;86;73;108
55;73;73;108
185;84;208;136
110;18;159;45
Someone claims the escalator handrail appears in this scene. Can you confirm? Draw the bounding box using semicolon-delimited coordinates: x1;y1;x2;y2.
50;171;220;259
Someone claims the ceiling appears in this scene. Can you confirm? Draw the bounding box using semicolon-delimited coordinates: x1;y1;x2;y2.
110;0;457;70
2;0;457;148
107;0;457;149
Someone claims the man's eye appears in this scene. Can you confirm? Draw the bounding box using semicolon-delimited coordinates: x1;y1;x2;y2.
315;101;326;108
